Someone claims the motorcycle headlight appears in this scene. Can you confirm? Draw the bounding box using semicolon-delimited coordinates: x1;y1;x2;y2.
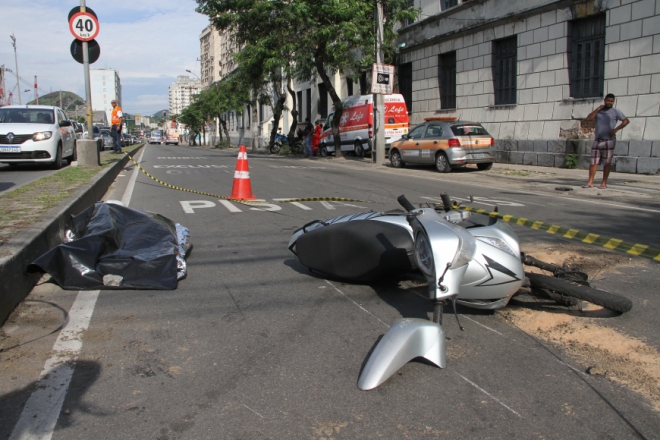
414;232;434;277
440;220;477;269
475;236;516;257
32;131;53;142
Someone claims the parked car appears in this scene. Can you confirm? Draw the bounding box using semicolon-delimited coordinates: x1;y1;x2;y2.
92;125;101;139
99;129;114;151
0;105;77;169
72;121;88;140
388;117;496;173
122;133;133;145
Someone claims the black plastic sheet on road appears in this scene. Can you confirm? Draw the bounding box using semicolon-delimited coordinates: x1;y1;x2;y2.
28;202;191;290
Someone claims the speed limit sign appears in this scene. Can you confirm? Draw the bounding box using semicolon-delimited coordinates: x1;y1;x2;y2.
69;12;100;42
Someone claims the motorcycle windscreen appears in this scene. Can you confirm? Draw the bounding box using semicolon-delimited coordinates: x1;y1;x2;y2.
295;220;415;283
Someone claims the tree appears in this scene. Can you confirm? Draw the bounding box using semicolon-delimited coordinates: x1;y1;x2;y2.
197;0;415;158
206;75;251;148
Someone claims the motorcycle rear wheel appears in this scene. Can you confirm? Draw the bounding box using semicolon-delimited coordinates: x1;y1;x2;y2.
270;143;281;154
526;272;632;313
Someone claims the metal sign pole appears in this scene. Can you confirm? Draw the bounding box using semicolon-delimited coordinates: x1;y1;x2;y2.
372;0;386;165
81;0;94;136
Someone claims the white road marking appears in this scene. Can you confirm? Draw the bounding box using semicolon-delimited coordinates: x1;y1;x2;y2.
459;315;503;336
456;373;522;418
218;200;242;212
180;200;217;214
273;198;313;210
325;280;389;328
420;196;525;208
121;147;146;207
248;200;282;212
320;201;335;210
242;404;265;419
9;291;100;440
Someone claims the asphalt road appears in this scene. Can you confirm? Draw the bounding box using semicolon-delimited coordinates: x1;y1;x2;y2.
2;143;659;439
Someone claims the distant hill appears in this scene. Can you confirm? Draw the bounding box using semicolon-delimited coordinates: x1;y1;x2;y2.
151;109;169;119
27;91;85;111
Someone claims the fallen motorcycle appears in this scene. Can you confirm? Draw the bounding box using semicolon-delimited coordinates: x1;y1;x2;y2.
287;193;632;389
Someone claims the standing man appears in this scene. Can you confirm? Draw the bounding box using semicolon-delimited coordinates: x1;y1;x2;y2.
302;117;314;158
583;93;629;189
110;100;124;154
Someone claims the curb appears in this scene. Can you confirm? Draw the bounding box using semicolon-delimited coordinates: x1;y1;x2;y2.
0;144;145;325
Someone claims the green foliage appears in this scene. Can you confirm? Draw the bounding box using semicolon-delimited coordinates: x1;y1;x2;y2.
565;153;579;169
214;140;230;149
196;0;417;155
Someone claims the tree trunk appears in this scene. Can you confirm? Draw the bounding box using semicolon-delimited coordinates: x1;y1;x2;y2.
269;93;287;148
251;89;259;153
286;77;299;140
218;116;230;147
314;47;344;158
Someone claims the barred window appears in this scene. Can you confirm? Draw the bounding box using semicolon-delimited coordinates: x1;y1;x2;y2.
318;82;328;119
442;0;458;10
398;62;413;114
569;14;605;99
439;51;456;109
493;36;517;105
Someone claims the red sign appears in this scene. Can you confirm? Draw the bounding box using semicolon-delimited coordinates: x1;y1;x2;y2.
69;12;100;42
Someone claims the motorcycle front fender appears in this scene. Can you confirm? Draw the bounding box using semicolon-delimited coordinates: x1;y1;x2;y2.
357;318;446;390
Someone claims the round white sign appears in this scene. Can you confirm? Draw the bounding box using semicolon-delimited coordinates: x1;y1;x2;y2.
69;12;100;42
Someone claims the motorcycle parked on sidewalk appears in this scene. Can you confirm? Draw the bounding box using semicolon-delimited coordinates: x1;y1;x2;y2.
287;193;632;389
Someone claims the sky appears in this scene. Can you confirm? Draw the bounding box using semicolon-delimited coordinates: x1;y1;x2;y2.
1;0;210;115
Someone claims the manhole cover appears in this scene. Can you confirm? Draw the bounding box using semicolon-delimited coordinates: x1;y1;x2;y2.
555;187;573;191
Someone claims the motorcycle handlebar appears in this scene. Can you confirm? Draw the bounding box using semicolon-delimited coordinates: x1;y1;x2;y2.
440;193;452;212
397;195;416;212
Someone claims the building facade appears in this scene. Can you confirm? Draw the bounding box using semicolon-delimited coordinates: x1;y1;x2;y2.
168;75;202;115
90;69;122;125
396;0;660;173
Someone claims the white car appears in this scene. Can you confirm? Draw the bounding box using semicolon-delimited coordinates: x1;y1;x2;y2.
0;105;77;169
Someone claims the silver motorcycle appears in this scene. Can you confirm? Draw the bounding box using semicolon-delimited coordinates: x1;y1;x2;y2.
288;193;525;390
288;193;633;389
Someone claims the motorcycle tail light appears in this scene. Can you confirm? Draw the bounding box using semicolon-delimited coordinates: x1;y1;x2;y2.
448;138;460;148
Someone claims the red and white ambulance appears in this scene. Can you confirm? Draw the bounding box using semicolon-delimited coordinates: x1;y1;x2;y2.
319;94;409;157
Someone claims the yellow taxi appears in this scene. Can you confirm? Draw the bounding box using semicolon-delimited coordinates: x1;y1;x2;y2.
388;117;495;172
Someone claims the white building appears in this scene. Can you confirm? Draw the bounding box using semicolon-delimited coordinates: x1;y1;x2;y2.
168;75;202;115
90;68;122;125
395;0;660;174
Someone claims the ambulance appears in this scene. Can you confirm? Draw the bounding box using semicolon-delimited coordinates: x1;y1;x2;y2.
319;94;409;157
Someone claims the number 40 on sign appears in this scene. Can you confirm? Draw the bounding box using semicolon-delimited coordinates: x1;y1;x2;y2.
69;12;100;42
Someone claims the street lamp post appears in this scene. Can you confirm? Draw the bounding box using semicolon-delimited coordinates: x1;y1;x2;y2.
10;34;20;105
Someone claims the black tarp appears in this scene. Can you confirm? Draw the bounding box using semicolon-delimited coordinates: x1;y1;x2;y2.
28;202;189;290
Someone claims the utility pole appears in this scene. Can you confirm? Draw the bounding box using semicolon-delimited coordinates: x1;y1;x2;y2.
0;65;5;106
372;0;386;165
34;76;38;105
10;34;21;105
59;89;62;109
81;0;94;137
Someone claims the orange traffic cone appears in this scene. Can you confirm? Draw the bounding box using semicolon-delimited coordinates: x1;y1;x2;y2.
230;145;257;200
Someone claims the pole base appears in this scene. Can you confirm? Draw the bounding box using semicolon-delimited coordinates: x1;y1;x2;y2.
357;318;446;390
76;139;101;167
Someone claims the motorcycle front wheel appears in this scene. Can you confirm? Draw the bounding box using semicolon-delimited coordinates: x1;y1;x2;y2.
270;143;281;154
526;272;632;313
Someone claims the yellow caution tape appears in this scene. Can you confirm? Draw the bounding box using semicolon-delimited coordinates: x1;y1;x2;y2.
450;204;660;262
125;153;370;205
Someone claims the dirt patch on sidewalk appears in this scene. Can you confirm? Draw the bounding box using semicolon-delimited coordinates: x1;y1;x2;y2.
503;242;660;410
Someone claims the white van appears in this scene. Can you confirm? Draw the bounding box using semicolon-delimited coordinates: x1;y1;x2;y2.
319;94;410;157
